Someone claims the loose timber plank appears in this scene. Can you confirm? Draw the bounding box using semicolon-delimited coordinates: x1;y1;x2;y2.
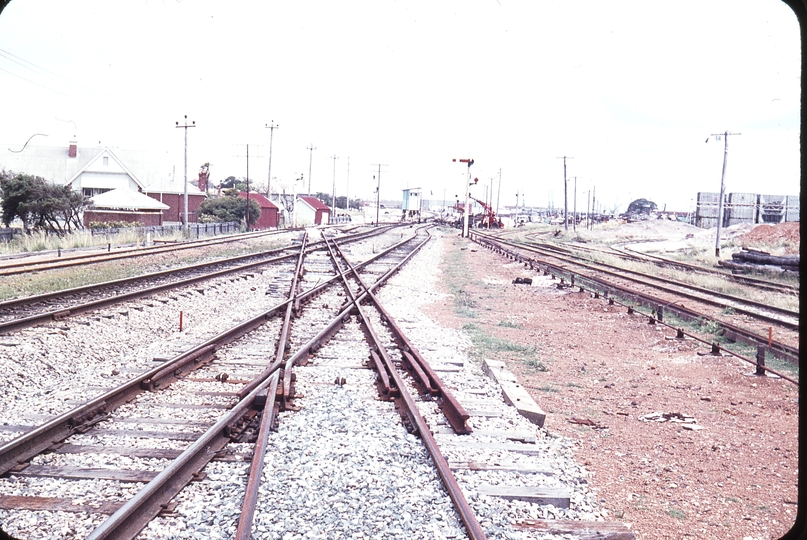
437;439;544;456
448;461;553;475
0;495;123;515
483;359;546;426
477;484;570;508
515;519;636;540
13;465;158;483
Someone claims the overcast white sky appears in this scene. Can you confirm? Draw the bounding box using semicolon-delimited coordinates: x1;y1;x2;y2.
0;0;800;213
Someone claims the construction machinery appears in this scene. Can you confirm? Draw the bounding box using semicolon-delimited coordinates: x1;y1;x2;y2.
469;196;503;228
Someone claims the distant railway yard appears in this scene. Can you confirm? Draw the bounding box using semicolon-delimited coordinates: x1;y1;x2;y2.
0;219;799;540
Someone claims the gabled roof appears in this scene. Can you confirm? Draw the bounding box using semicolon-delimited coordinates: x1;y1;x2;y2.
0;143;173;190
65;147;146;190
299;196;330;212
238;192;278;209
90;188;170;211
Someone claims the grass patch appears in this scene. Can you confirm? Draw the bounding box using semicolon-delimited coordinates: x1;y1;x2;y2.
498;320;521;328
523;358;549;371
0;237;287;302
566;382;584;388
666;507;686;519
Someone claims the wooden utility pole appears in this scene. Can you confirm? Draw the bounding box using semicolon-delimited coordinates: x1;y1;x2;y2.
331;154;338;224
306;144;316;195
235;144;264;231
265;121;279;199
573;176;577;232
556;156;574;231
371;164;388;226
175;115;195;236
709;131;741;257
496;168;502;216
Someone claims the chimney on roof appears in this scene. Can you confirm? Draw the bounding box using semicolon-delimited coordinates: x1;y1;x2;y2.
68;139;77;158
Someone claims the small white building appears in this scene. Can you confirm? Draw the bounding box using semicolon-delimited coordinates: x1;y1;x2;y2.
295;196;331;226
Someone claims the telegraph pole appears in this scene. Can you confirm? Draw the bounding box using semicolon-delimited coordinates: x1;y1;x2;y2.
591;185;596;229
306;144;316;195
235;144;264;231
345;157;350;216
709;131;741;257
556;156;574;232
496;168;502;216
371;164;388;226
331;154;338;224
175;115;195;236
573;177;577;232
265;121;279;199
246;144;250;230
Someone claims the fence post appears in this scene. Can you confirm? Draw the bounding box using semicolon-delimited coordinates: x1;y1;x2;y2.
755;346;766;376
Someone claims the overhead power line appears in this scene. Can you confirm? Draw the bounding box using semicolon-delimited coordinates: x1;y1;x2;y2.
0;47;112;101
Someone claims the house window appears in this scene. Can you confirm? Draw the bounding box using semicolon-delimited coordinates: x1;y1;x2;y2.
82;188;110;198
103;156;109;166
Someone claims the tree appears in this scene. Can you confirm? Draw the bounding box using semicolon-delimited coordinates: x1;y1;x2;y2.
198;188;260;226
0;171;88;233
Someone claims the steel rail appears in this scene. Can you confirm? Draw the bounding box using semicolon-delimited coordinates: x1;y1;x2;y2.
0;227;397;334
0;231;406;475
615;244;800;293
85;367;281;540
233;371;280;540
0;226;393;311
235;233;308;539
330;234;472;434
476;231;799;326
0;228;289;276
583;288;799;385
322;234;485;540
532;236;799;294
0;242;300;311
88;227;462;540
472;234;800;364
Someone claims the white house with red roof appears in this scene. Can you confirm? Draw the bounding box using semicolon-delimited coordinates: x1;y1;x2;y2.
296;196;331;226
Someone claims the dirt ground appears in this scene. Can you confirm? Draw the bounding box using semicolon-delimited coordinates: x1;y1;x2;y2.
430;229;800;540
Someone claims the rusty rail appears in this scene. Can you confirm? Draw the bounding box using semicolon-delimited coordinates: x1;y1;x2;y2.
321;232;485;539
235;233;308;539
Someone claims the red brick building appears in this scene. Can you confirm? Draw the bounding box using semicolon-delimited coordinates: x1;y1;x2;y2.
238;192;280;228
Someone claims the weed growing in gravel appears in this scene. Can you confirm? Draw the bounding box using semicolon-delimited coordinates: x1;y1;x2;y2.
0;265;144;301
663;312;799;380
666;508;686;519
461;322;546;370
523;358;549;371
498;320;521;328
444;240;479;318
566;382;584;388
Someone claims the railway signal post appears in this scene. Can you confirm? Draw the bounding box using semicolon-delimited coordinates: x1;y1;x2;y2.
453;158;475;237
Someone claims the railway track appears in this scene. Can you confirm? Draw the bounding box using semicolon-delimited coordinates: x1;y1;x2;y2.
0;227;453;537
471;231;799;368
0;229;293;278
520;230;798;296
0;226;397;334
0;226;630;540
